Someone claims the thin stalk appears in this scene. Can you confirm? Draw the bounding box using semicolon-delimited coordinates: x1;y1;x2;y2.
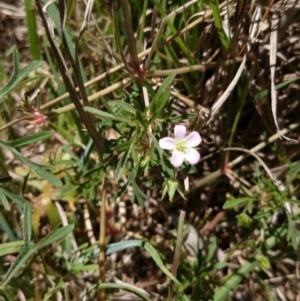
35;0;106;160
112;3;131;72
224;61;255;164
137;0;148;53
120;0;140;73
144;8;166;70
168;210;185;301
99;175;107;301
66;284;81;301
171;210;185;277
151;0;194;64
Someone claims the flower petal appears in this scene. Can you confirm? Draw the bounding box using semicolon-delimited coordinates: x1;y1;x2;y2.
185;131;202;147
174;125;186;140
171;149;185;168
184;148;200;165
159;137;176;150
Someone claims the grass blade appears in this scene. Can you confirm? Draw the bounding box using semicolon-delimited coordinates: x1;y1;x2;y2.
25;0;39;59
209;0;230;49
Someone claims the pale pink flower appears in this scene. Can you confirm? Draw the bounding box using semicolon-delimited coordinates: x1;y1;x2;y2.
159;125;201;168
24;111;47;131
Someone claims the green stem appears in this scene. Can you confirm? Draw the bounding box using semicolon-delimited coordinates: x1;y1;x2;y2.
168;210;185;301
171;210;185;277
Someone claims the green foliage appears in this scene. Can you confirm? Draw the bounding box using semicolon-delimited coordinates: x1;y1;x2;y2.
53;239;180;297
173;235;227;300
24;0;39;60
212;225;287;301
236;212;253;228
0;0;299;300
0;49;44;101
80;283;152;301
162;177;185;201
209;0;231;49
0;127;65;294
0;224;74;289
85;73;188;205
0;135;62;188
0;241;25;257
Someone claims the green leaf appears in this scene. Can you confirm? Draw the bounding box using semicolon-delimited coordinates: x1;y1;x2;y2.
82;166;102;178
98;95;115;115
181;164;197;174
25;0;39;60
157;73;176;94
130;177;147;207
0;140;62;187
61;144;86;172
213;258;257;301
162;178;183;201
106;240;145;255
42;277;64;301
150;0;191;63
91;240;180;287
223;196;254;209
212;225;287;301
144;241;180;286
115;139;134;152
106;240;179;285
0;241;25;257
213;262;227;270
108;100;136;115
206;236;217;263
80;283;152;301
0;243;36;288
0;186;30;208
13;61;45;84
253;77;300;102
23;203;33;248
237;212;253;228
9;131;53;148
0;48;44;102
148;73;175;123
287;212;298;250
113;177;130;200
38;225;74;249
169;113;198;123
16;155;62;187
56;185;80;199
255;254;271;271
72;264;98;272
0;48;19;101
0;190;10;210
8;202;33;287
135;109;147;127
209;0;230;49
0;225;74;289
0;210;16;241
115;137;136;181
84;107;135;125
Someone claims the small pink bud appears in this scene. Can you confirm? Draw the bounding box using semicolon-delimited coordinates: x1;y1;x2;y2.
25;111;47;131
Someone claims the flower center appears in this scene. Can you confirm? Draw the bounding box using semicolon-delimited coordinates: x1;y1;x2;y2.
175;140;187;152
